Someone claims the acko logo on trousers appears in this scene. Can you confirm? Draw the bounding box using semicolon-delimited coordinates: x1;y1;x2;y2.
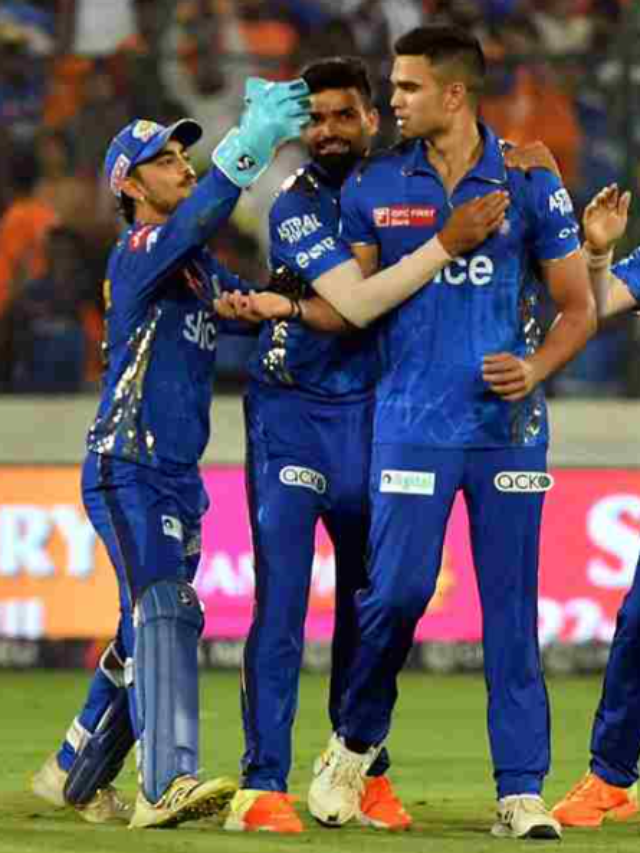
494;472;555;493
279;465;327;494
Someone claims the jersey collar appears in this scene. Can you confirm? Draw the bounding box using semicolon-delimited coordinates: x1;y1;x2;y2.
403;122;508;186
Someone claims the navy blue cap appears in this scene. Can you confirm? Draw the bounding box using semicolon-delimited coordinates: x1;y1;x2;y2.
104;118;203;197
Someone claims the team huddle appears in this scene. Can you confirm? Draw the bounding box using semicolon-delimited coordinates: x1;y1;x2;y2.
29;24;640;839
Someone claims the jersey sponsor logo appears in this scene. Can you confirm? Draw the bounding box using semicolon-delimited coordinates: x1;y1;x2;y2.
548;188;574;216
161;515;183;541
279;465;327;494
494;472;555;493
132;120;162;141
277;213;322;245
380;470;435;496
433;254;494;287
184;310;217;351
129;225;159;253
295;237;336;269
373;205;436;228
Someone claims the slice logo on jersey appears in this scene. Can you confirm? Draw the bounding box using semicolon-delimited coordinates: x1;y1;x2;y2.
494;472;555;493
279;465;327;495
373;205;436;228
433;254;494;287
161;515;184;541
184;310;217;352
380;470;435;496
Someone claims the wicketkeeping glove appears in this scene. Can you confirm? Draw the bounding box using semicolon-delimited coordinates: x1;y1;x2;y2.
212;77;311;188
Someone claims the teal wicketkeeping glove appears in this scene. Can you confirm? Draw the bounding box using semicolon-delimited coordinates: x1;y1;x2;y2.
212;77;311;188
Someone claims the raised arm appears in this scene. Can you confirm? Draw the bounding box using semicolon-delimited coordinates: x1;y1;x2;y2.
582;184;634;319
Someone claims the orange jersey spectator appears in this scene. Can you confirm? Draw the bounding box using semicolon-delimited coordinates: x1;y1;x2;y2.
0;195;59;315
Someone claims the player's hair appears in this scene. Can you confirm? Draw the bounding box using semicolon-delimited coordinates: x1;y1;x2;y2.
300;56;374;107
394;25;486;103
119;192;136;224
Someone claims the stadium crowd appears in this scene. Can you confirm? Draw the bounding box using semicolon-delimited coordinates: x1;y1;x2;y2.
0;0;634;394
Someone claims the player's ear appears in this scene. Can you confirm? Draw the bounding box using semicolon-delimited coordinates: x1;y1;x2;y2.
366;107;381;137
444;81;467;112
121;174;145;204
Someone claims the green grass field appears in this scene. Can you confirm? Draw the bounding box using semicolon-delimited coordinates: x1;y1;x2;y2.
2;670;637;852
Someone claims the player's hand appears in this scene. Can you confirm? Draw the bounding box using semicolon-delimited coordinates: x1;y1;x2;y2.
242;77;311;148
214;290;296;323
583;183;631;254
211;78;311;188
438;191;509;257
504;141;561;179
482;352;541;401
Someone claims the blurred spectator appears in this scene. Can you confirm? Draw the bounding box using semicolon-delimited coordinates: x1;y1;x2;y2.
0;22;47;147
1;226;100;393
532;0;593;55
0;148;59;320
480;15;583;191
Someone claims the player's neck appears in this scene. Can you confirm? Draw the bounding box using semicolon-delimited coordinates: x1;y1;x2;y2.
424;116;482;196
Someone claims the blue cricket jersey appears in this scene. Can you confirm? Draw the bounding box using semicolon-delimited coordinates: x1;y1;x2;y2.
340;123;581;448
247;163;379;398
612;248;640;301
87;166;253;469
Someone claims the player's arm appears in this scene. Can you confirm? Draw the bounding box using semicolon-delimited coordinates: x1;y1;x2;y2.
125;79;311;297
484;174;597;401
582;183;635;318
484;252;597;401
217;191;509;328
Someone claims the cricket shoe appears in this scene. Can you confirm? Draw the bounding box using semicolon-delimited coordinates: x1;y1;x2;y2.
308;734;380;827
552;772;638;827
359;775;412;830
31;753;130;823
223;789;303;832
128;774;236;829
491;794;562;839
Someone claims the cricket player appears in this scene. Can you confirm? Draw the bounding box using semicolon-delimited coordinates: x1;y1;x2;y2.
31;77;311;829
551;183;640;829
216;59;516;834
296;26;596;839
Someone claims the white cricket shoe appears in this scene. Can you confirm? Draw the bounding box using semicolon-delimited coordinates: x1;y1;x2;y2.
307;734;379;827
31;753;130;823
128;774;236;829
491;794;562;840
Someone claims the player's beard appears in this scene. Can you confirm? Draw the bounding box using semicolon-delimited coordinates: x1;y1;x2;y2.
312;149;361;185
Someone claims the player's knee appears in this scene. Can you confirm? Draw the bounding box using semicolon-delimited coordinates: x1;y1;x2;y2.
135;579;205;637
375;577;434;623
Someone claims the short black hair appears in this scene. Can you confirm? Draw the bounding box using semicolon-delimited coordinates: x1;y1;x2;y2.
394;25;486;100
119;192;136;224
300;56;374;107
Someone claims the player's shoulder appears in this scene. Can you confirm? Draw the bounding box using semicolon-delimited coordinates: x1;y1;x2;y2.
275;166;322;202
351;140;414;184
499;137;565;201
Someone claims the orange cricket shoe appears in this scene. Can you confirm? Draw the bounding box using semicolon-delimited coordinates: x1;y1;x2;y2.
552;772;638;827
358;776;412;830
223;789;303;833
